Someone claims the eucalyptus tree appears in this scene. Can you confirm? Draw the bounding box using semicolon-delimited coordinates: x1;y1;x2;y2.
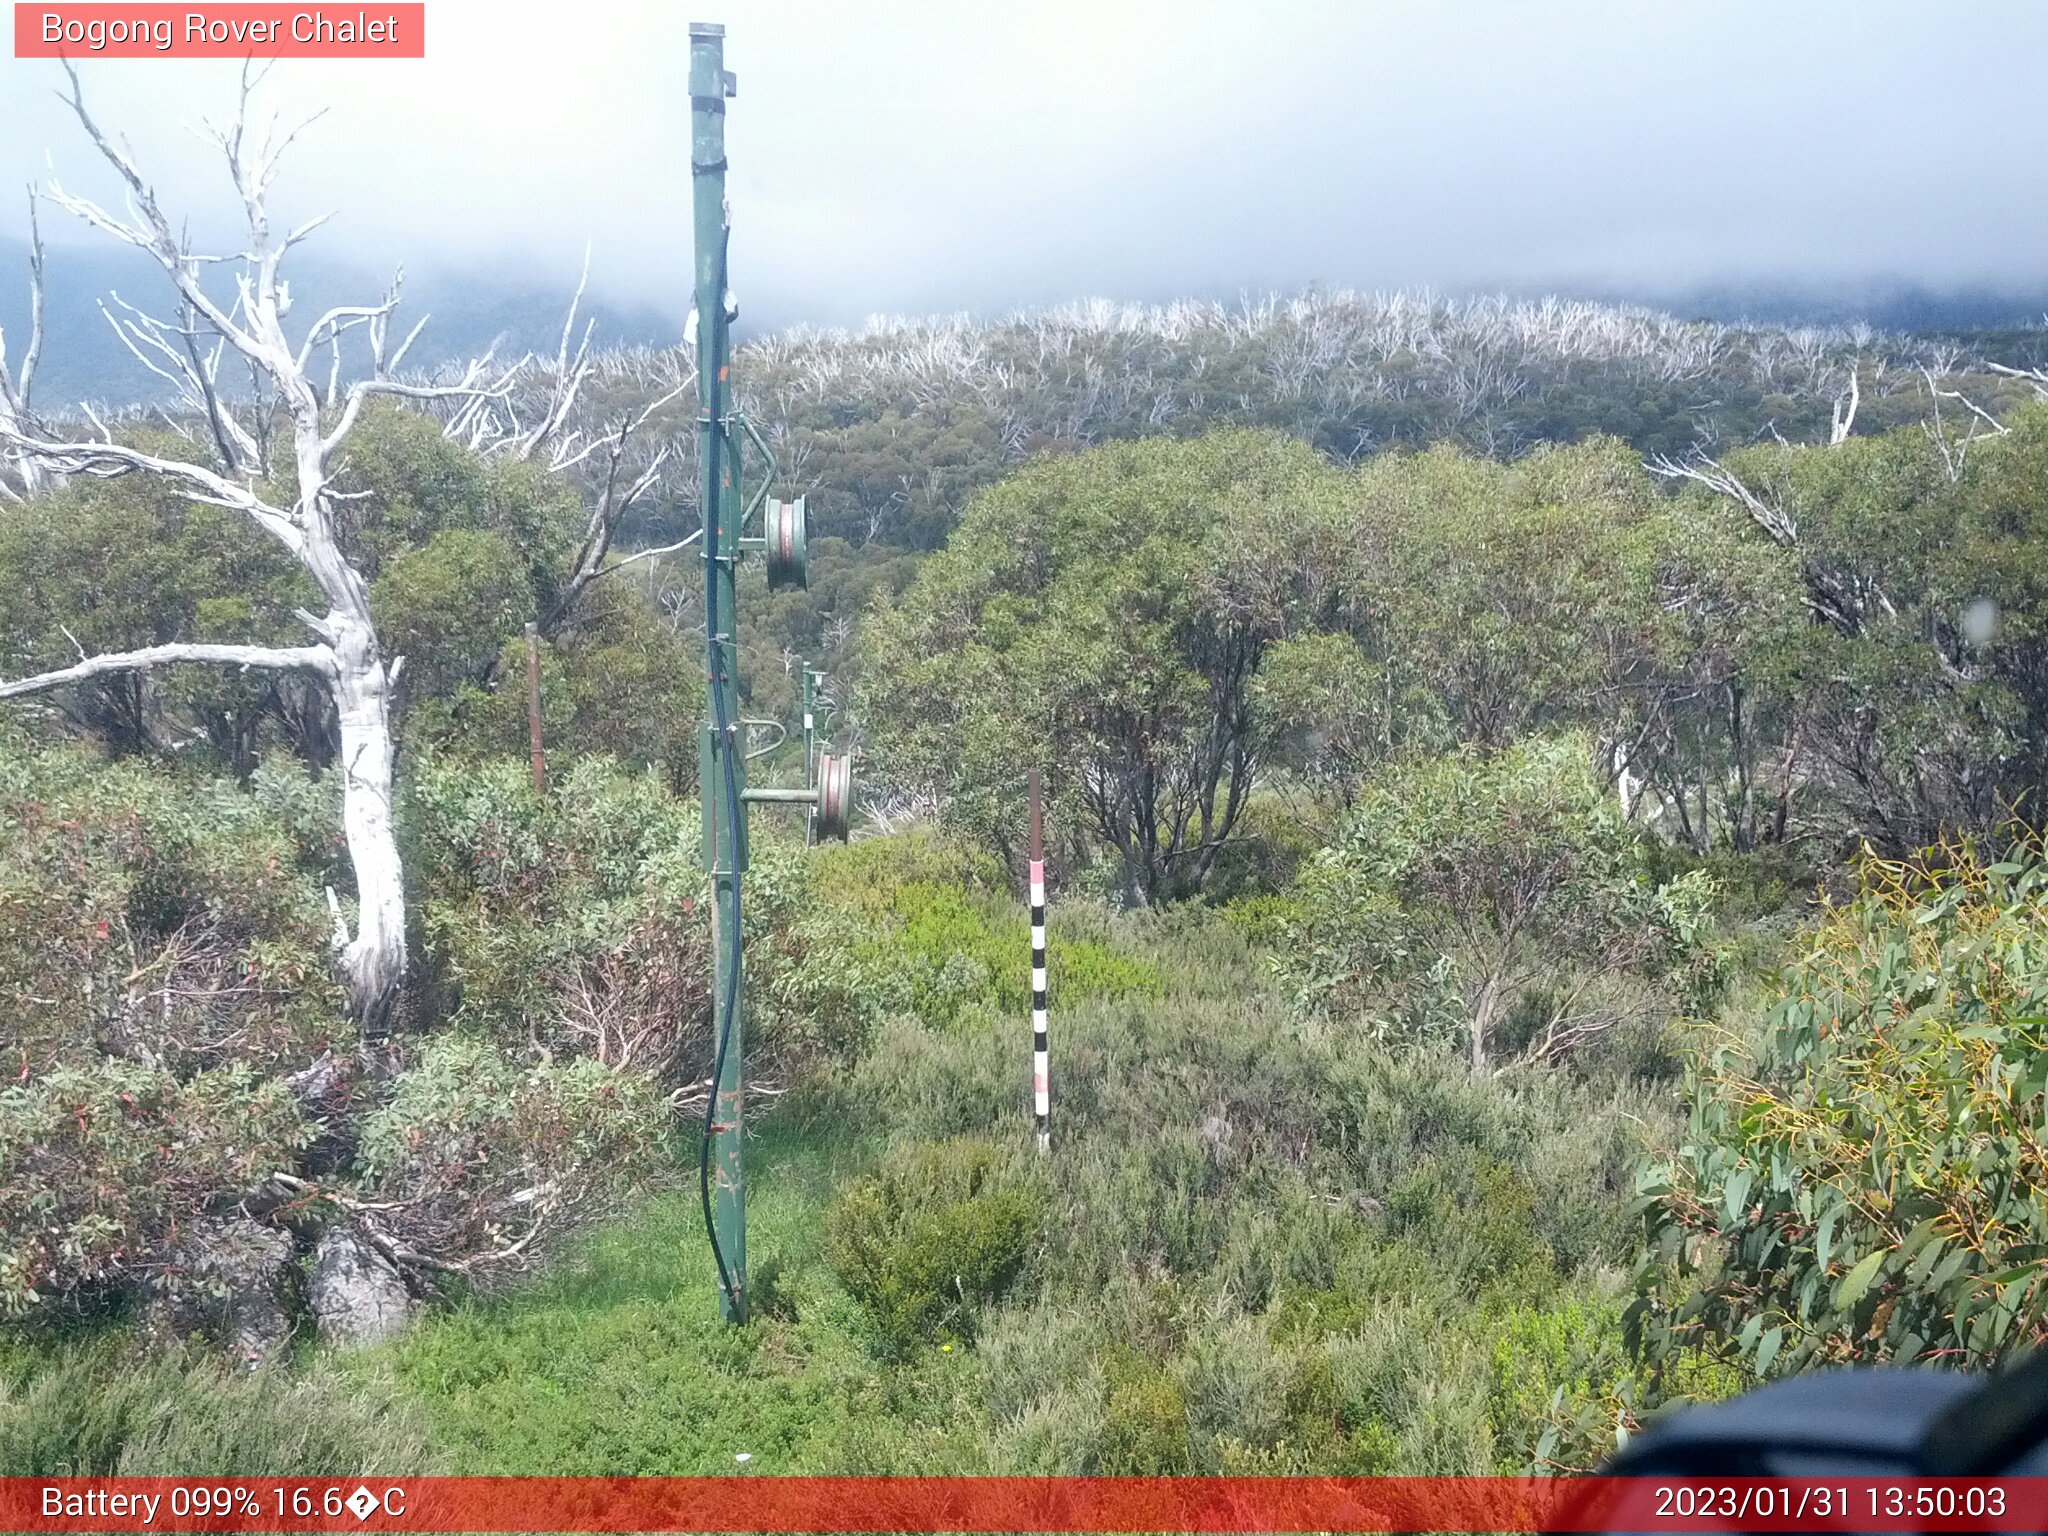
0;67;528;1030
864;429;1336;903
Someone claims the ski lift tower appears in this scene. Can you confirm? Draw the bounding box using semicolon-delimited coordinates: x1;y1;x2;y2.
690;21;851;1324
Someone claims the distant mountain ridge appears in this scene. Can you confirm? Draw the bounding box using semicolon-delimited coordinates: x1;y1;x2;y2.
0;235;679;409
10;228;2048;411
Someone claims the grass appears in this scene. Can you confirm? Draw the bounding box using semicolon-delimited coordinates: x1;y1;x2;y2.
369;1124;989;1475
358;898;1675;1477
5;844;1751;1478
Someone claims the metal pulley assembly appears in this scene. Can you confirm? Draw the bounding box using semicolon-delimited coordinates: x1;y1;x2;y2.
814;750;851;842
737;745;852;842
764;497;807;590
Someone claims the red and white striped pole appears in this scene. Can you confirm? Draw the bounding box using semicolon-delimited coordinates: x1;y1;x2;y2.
1028;768;1049;1153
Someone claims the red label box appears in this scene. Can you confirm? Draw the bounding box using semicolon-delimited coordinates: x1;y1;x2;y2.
5;1476;2048;1533
13;4;425;57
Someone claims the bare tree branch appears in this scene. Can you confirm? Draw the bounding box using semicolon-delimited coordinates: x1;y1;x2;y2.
0;186;49;496
1646;449;1798;545
595;527;703;580
0;641;334;699
1988;361;2048;398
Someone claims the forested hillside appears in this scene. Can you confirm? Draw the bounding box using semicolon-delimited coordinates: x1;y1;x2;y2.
454;293;2047;721
7;243;2048;1473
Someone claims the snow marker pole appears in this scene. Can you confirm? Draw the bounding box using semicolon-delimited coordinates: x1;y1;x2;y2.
1029;768;1049;1153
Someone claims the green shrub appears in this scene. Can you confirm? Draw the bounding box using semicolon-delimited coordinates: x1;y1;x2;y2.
807;831;1162;1029
1487;1295;1635;1472
1098;1359;1194;1473
1386;1157;1550;1291
1194;798;1323;905
1632;838;2048;1382
1277;733;1716;1069
355;1034;676;1282
0;1062;311;1318
808;830;1006;918
0;1338;434;1474
0;735;346;1077
1216;892;1304;950
824;1139;1044;1352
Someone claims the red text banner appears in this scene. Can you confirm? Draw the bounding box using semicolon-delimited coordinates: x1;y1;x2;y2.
14;5;425;58
4;1476;2048;1532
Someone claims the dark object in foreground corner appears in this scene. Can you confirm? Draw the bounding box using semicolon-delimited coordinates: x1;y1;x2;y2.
1602;1350;2048;1476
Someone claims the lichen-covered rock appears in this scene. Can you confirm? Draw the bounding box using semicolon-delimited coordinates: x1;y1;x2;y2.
307;1228;414;1345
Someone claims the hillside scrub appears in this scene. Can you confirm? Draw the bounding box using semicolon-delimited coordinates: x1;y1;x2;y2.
368;886;1670;1477
867;417;2048;909
1633;836;2048;1383
863;430;1335;904
6;302;2048;1477
1274;734;1720;1071
0;728;873;1338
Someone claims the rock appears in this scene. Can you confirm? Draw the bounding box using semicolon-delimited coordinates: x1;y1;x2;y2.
143;1215;298;1366
284;1050;349;1109
307;1228;414;1345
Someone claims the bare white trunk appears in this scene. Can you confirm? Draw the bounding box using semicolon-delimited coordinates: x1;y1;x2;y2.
3;66;527;1033
0;189;49;500
331;614;405;1032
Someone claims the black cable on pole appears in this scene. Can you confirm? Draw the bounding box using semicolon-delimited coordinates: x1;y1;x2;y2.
697;227;744;1319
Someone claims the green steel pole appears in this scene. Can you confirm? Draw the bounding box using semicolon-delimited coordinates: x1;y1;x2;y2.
691;20;746;1324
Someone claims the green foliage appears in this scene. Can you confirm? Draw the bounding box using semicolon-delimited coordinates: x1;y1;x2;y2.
0;1061;311;1317
1632;838;2048;1383
1346;440;1666;751
1278;734;1716;1068
0;731;882;1328
355;1035;674;1274
0;735;346;1076
1097;1357;1194;1473
807;829;1006;916
824;1139;1044;1352
1250;632;1409;805
451;579;700;786
373;892;1660;1476
0;445;314;767
1194;797;1323;905
864;430;1335;902
382;1140;989;1475
0;1338;434;1475
371;528;531;733
404;754;877;1081
810;831;1158;1028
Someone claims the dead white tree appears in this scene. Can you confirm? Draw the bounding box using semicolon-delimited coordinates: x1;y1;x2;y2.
1988;359;2048;399
0;188;48;501
406;258;691;640
0;64;519;1032
537;385;687;632
1917;366;2009;482
1829;364;1861;445
1645;446;1892;636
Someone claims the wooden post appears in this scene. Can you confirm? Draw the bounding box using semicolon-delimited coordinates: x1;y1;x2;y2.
525;621;545;794
1028;768;1048;1152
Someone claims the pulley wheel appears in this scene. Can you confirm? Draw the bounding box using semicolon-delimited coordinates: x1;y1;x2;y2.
814;750;852;842
765;497;808;591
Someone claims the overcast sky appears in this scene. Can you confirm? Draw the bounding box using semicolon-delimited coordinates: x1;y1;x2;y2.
3;0;2046;329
